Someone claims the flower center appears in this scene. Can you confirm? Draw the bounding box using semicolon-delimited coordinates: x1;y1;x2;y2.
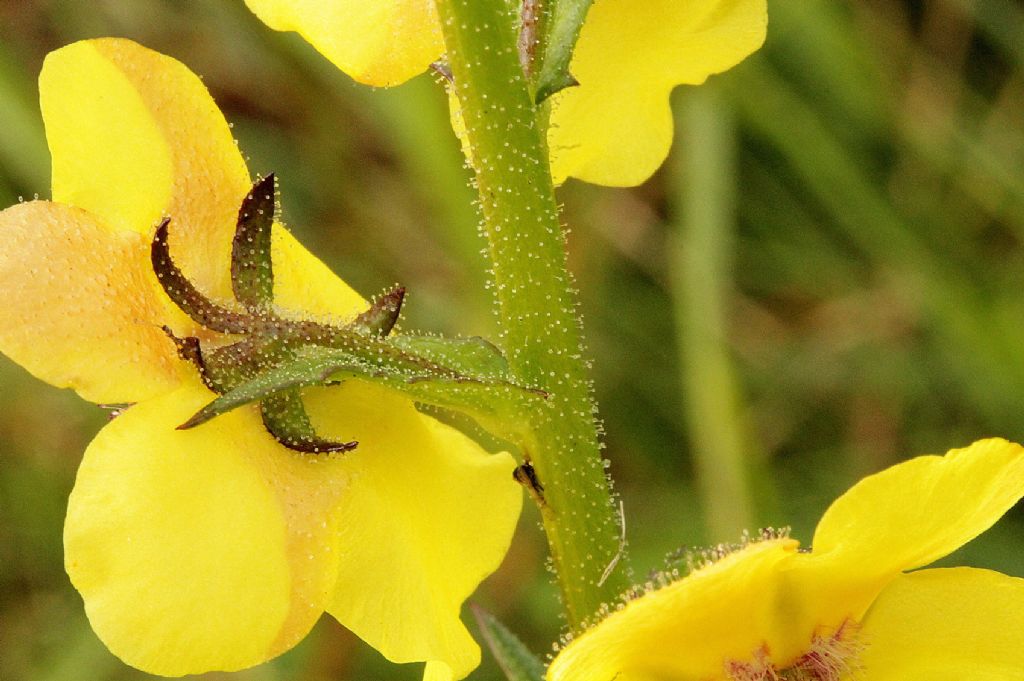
725;620;862;681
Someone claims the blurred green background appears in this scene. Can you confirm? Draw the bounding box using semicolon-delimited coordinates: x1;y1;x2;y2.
1;1;1023;679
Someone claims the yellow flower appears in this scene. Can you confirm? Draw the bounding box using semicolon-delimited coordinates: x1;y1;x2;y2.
243;0;767;186
547;438;1024;681
0;38;521;679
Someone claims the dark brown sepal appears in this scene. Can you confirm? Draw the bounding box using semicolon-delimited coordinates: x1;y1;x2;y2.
260;389;357;454
231;174;276;310
352;285;406;336
160;325;219;392
151;217;252;334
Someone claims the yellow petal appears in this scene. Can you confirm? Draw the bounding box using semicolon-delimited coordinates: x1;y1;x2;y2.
772;438;1024;644
244;0;443;87
42;38;367;322
547;539;800;681
270;221;366;322
548;0;767;186
813;438;1024;574
41;38;250;302
859;568;1024;680
303;382;521;679
423;661;456;681
65;379;350;674
0;201;183;403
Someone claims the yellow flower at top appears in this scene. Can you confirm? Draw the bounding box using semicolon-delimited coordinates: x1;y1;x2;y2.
547;438;1024;681
0;38;520;679
243;0;767;186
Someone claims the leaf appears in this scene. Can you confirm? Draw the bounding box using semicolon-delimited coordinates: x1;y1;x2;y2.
472;605;546;681
391;334;510;378
179;343;546;443
328;366;544;443
175;348;350;430
533;0;593;103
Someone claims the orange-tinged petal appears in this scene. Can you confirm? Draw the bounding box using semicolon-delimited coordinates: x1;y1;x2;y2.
547;0;768;186
65;379;350;674
41;38;250;303
859;568;1024;680
546;539;800;681
42;38;368;325
303;382;521;679
244;0;443;87
813;438;1024;574
0;201;183;403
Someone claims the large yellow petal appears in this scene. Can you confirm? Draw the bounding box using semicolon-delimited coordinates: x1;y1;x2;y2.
548;0;767;186
65;379;350;674
813;438;1024;573
0;201;184;403
244;0;443;87
767;438;1024;648
270;221;366;322
303;382;521;679
546;538;801;681
859;568;1024;680
41;38;361;319
41;38;249;303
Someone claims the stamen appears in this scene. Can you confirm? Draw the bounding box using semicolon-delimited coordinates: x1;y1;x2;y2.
725;620;862;681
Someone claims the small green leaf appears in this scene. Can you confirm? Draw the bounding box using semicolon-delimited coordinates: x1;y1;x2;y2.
176;349;361;430
327;366;544;443
533;0;593;103
391;334;510;377
231;174;276;309
179;343;545;444
472;605;546;681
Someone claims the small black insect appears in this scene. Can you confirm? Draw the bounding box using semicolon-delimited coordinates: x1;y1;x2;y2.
513;460;545;506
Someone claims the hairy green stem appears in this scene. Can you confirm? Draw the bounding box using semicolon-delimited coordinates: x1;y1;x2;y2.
435;0;628;627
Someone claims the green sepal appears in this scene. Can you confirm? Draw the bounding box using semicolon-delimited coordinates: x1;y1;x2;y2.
179;342;544;444
471;605;546;681
532;0;592;103
231;174;276;309
329;364;544;443
259;389;356;453
391;334;509;377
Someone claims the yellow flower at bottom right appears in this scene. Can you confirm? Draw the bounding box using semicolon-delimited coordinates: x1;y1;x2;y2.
547;438;1024;681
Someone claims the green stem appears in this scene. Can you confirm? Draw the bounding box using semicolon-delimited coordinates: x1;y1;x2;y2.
434;0;628;627
670;87;757;540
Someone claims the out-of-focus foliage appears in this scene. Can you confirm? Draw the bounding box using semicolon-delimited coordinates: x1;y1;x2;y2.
0;1;1021;679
